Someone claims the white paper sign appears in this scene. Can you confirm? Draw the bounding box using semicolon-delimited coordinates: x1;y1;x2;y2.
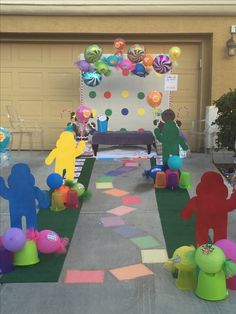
164;74;178;91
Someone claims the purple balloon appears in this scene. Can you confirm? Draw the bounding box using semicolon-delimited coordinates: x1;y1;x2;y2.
2;227;26;252
215;239;236;262
75;60;93;73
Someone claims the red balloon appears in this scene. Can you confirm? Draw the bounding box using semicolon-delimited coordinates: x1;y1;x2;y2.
122;69;130;76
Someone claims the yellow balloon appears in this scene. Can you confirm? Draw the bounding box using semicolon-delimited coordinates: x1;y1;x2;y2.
169;46;181;60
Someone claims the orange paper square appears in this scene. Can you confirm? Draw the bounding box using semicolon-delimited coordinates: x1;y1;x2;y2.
64;270;104;284
103;188;129;197
109;263;154;281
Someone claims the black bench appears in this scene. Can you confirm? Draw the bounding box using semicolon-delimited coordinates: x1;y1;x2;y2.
92;131;155;156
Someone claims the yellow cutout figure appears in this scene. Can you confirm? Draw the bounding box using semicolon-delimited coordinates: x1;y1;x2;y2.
45;131;86;181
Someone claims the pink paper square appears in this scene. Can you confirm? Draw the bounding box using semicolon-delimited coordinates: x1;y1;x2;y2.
107;205;136;216
121;195;142;205
64;270;105;284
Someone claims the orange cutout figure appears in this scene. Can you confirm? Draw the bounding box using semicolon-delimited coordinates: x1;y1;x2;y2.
45;132;85;181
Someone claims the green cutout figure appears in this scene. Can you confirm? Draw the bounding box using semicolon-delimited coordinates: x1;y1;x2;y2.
154;109;188;164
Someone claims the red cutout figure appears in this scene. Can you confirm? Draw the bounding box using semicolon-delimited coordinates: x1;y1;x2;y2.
114;38;126;56
180;171;236;246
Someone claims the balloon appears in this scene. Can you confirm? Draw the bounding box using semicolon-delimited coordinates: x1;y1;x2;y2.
47;173;63;190
147;91;163;108
143;165;163;179
116;59;135;71
95;60;110;75
84;44;103;63
153;54;172;74
82;71;102;87
114;38;126;55
215;239;236;262
143;54;153;66
72;182;85;197
195;244;225;274
36;230;69;254
169;46;181;60
103;55;122;67
76;105;92;124
122;69;130;76
131;64;148;77
127;44;146;63
167;155;183;170
2;227;26;252
74;60;93;73
0;127;11;153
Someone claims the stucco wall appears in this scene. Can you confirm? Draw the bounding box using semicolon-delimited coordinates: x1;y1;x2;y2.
1;15;236;102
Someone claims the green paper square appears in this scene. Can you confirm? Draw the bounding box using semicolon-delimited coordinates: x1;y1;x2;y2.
130;236;161;249
95;176;115;183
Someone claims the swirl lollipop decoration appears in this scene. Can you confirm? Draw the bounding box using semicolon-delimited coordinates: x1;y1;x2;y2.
0;127;11;167
84;44;103;64
127;44;146;63
82;71;102;87
153;54;172;74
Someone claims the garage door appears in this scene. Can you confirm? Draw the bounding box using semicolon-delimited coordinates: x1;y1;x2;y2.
0;41;201;150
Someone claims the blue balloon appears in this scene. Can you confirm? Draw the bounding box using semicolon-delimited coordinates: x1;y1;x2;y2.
167;155;183;170
143;165;163;179
47;173;63;190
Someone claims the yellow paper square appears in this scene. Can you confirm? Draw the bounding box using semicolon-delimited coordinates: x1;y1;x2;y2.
141;249;168;263
95;182;114;189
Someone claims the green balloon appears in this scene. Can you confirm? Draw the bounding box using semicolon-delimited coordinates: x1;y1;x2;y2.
195;244;225;273
84;44;103;64
72;183;85;197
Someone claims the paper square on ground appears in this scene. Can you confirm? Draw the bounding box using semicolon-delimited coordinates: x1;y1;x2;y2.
109;263;153;281
124;162;139;167
96;182;114;189
103;188;129;197
64;270;104;283
141;249;168;263
112;225;146;238
121;195;141;205
96;176;115;183
100;216;126;227
130;236;161;249
107;205;136;216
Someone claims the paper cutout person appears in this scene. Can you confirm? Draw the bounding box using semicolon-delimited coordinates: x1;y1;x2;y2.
154;109;188;164
0;163;49;229
45;131;85;181
180;171;236;246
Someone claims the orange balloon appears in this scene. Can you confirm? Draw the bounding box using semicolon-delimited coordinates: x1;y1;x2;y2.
147;91;163;108
143;55;153;66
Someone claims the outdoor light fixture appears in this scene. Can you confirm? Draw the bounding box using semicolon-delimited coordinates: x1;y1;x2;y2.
226;35;236;56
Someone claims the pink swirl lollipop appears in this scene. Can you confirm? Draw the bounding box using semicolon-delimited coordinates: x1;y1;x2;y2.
153;54;172;74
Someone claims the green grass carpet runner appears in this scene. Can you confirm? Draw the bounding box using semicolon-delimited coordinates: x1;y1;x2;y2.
151;159;196;257
0;158;95;283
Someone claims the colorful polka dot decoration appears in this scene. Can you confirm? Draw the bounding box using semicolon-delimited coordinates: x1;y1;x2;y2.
121;90;129;98
137;108;145;116
105;109;112;116
121;108;129;116
120;128;127;132
137;92;145;100
104;91;112;99
92;109;97;117
89;91;96;99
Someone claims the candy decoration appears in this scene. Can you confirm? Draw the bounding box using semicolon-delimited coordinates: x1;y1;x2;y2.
153;54;172;74
0;127;11;153
143;54;153;66
82;71;102;87
147;91;163;108
127;44;146;63
74;60;93;73
84;44;103;64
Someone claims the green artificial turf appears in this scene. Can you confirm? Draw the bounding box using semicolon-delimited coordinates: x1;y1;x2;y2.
0;158;95;283
151;158;196;257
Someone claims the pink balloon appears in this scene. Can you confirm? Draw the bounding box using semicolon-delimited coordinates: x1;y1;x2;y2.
75;105;92;124
36;230;68;254
215;239;236;261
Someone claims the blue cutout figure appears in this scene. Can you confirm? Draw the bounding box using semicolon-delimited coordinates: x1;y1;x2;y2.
0;163;49;229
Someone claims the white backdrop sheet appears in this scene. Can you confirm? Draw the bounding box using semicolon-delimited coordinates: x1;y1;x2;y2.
80;54;170;132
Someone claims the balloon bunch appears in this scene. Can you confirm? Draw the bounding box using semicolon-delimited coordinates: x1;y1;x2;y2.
75;40;182;85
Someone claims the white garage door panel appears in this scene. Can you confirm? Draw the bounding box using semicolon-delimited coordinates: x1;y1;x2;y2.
0;42;200;150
